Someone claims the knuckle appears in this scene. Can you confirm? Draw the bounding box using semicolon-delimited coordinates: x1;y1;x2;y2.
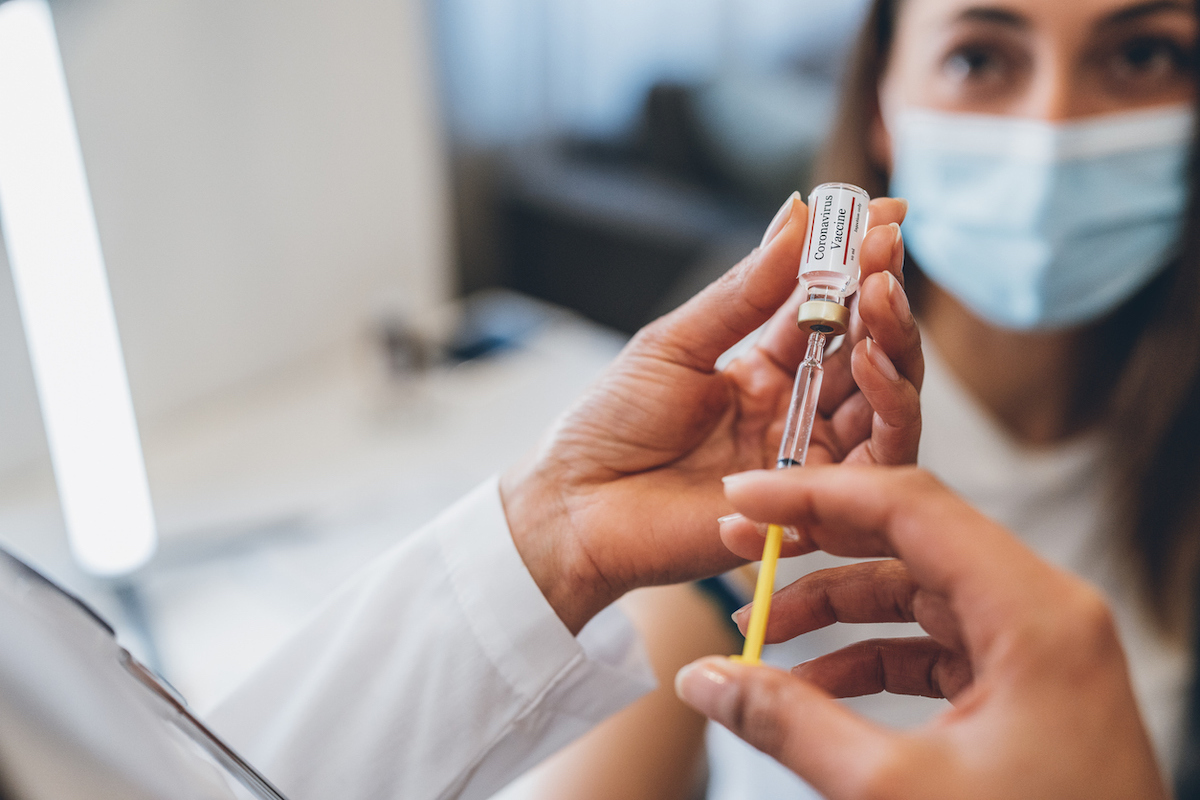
883;383;921;420
1061;584;1120;653
907;319;923;345
629;317;670;352
628;320;700;369
1002;582;1120;676
886;468;952;541
706;254;754;302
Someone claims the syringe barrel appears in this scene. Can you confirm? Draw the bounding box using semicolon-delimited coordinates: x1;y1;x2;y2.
797;182;870;335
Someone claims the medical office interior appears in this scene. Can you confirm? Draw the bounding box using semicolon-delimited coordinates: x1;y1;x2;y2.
0;0;867;795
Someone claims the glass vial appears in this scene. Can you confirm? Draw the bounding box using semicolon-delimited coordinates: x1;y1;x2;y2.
797;182;870;335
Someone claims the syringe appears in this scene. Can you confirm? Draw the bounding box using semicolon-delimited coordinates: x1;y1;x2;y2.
736;182;869;664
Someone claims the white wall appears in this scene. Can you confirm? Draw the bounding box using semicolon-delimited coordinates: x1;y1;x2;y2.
0;0;453;477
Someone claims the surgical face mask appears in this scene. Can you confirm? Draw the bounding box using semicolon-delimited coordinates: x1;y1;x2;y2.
888;105;1193;330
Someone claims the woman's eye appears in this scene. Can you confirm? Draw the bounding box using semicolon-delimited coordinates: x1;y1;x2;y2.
944;46;1003;82
1110;37;1193;85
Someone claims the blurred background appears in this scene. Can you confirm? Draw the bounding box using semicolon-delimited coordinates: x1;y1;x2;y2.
0;0;865;760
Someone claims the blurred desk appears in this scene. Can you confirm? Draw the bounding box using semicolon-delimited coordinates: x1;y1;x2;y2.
0;303;625;712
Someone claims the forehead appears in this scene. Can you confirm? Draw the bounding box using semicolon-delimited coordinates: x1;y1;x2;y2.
899;0;1195;33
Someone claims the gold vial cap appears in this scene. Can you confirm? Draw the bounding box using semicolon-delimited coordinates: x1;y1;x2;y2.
797;300;849;336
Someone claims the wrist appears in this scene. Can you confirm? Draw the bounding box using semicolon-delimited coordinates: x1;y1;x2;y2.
500;456;615;635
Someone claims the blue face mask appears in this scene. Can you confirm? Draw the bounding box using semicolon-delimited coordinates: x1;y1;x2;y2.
888;105;1193;330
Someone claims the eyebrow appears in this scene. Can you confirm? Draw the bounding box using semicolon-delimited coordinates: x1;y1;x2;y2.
1100;0;1194;27
953;6;1030;29
952;1;1193;31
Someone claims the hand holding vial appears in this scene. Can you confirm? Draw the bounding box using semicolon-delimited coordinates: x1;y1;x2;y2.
501;191;921;635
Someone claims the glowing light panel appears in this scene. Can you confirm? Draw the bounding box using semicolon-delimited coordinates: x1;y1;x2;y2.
0;0;156;575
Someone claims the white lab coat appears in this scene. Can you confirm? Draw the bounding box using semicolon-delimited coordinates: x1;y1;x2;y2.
207;478;656;800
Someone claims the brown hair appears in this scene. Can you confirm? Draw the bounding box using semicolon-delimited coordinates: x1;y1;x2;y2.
816;0;1200;637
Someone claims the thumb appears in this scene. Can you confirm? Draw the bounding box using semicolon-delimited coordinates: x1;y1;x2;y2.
676;656;894;799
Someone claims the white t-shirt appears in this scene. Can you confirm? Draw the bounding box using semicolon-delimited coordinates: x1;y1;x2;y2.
706;339;1192;799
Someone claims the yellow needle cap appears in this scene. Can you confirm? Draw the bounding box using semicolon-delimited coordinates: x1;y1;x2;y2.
738;523;785;664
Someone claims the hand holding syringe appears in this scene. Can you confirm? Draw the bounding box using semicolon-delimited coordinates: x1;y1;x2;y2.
734;184;917;664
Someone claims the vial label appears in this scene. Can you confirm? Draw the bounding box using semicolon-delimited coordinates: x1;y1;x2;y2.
799;183;869;282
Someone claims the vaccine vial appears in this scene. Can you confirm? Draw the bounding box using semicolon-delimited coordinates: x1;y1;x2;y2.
797;182;869;335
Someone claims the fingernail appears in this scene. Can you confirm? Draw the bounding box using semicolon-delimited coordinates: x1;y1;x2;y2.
675;657;736;710
722;471;759;486
718;512;744;524
760;191;799;249
750;521;800;542
888;222;905;273
887;270;913;324
894;197;909;215
731;603;750;625
866;338;900;381
790;657;817;677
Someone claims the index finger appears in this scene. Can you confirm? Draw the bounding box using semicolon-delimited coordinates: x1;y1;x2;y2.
721;465;1059;644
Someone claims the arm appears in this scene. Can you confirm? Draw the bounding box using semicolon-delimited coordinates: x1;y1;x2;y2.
678;466;1169;800
207;479;656;800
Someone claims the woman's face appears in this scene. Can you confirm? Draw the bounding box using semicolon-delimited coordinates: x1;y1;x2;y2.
875;0;1197;163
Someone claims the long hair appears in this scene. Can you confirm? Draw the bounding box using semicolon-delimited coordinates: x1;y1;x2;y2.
816;0;1200;638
